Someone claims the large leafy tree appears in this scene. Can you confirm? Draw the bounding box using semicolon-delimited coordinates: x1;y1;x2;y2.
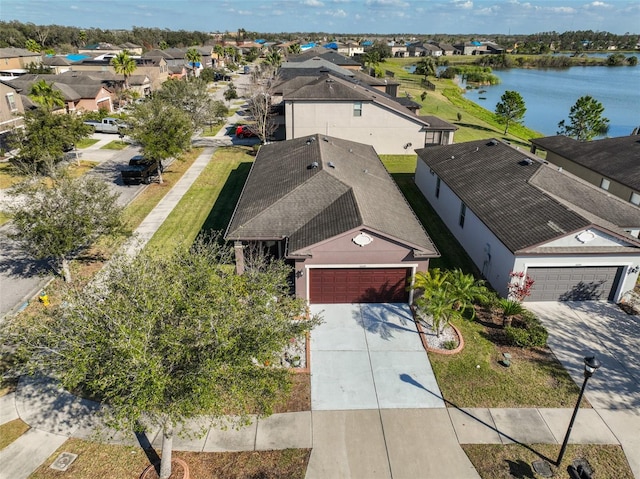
557;95;609;141
185;48;202;77
111;51;137;89
155;78;216;129
127;96;193;183
4;175;127;282
9;109;92;176
495;90;527;135
28;79;65;111
415;56;436;81
1;238;320;479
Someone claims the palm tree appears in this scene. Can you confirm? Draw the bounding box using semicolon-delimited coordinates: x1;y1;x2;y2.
415;57;437;81
213;44;224;66
362;50;380;76
416;288;460;338
411;268;450;300
287;43;301;56
264;50;282;68
29;80;65;111
111;51;137;89
498;298;524;328
447;269;489;319
185;48;202;77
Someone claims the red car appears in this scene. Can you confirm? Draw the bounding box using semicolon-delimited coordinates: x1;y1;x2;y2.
235;125;257;138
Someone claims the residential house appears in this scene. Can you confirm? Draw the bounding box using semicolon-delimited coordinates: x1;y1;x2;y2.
389;41;409;58
0;48;43;78
414;139;640;302
437;43;457;56
453;41;487;55
0;81;25;149
78;42;143;55
287;48;362;71
408;42;442;57
71;56;168;90
282;73;456;154
530;135;640;207
225;134;439;304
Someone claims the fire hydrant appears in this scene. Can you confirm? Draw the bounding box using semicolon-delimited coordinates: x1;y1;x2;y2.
39;290;50;306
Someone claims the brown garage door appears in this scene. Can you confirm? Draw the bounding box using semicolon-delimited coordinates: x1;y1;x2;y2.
526;266;623;301
309;268;410;304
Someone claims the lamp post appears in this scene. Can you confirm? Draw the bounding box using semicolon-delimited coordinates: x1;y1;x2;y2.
556;355;601;466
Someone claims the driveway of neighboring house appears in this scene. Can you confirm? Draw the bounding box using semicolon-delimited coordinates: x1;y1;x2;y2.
309;303;444;410
526;301;640;409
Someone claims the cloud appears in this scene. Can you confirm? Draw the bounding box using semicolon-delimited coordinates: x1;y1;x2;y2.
452;0;473;9
547;6;576;13
586;1;612;8
365;0;410;8
303;0;324;6
327;8;348;17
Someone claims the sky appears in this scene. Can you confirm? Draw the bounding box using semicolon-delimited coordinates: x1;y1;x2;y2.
2;0;639;35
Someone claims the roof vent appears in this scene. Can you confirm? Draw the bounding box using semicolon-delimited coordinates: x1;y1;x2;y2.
328;162;336;168
488;139;498;146
519;158;533;166
308;161;319;169
323;137;329;142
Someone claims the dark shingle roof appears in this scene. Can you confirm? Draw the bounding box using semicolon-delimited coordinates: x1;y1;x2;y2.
531;135;640;191
287;48;361;66
416;139;597;252
226;134;438;257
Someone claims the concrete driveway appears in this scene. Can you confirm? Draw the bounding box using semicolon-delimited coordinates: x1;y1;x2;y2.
526;301;640;409
309;303;444;410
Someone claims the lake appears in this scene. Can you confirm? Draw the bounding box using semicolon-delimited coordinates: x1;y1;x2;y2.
459;65;640;137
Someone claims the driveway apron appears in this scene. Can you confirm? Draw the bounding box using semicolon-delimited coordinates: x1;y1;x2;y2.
309;303;444;410
526;301;640;409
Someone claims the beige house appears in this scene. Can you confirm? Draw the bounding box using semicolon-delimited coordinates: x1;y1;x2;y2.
0;48;43;77
70;57;168;91
282;73;456;155
0;81;25;149
530;135;640;206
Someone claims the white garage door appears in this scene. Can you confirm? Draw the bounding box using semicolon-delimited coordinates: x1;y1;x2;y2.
526;266;623;301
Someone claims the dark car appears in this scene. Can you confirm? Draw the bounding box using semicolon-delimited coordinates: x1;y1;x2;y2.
121;155;163;185
235;125;257;139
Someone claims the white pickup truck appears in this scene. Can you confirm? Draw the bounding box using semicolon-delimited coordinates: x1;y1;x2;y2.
83;117;127;134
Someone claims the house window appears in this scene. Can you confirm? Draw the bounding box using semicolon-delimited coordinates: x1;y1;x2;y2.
631;192;640;206
353;101;362;117
5;92;16;111
600;178;610;191
425;131;442;145
459;202;466;228
435;176;441;198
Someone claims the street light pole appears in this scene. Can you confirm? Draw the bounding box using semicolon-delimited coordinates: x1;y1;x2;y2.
556;356;601;466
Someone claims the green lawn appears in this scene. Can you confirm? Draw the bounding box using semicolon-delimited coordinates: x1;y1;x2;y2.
144;147;254;253
99;140;128;150
75;138;99;149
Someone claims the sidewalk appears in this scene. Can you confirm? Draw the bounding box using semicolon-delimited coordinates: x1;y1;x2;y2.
2;374;638;479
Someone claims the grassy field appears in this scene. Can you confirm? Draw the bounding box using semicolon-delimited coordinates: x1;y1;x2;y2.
144;146;254;253
100;140;128;150
75;138;99;149
463;443;634;479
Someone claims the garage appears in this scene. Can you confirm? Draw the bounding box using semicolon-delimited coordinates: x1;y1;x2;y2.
309;268;410;304
526;266;623;302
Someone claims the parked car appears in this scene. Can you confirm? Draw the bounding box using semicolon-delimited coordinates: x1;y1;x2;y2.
83;117;127;134
214;72;232;81
236;125;257;139
121;155;163;185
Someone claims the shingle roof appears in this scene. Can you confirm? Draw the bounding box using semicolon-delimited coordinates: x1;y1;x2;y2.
226;134;438;257
287;48;361;66
530;135;640;191
415;139;640;252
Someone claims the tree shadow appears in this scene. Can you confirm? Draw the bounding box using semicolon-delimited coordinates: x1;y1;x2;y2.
455;122;496;133
506;459;536;478
354;303;417;340
559;281;607;301
398;373;556;464
0;230;54;277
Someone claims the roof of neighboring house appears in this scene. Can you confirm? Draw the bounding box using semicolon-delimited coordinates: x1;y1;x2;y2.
8;73;114;100
287;48;361;66
0;47;42;59
226;134;438;257
419;115;459;131
42;56;73;66
416;139;640;253
530;135;640;191
284;73;431;126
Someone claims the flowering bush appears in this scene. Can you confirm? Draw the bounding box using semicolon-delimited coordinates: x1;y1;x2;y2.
507;271;535;302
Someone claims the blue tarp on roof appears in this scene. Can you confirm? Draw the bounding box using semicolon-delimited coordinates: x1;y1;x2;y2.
323;42;338;50
300;42;316;50
471;41;482;46
66;54;90;62
255;39;266;44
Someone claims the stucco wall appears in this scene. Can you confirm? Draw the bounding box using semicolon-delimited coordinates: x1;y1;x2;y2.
545;151;637;204
292;227;430;301
285;100;426;155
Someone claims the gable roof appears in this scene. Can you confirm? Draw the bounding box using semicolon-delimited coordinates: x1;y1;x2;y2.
226;134;438;257
416;139;640;253
287;48;361;67
530;134;640;191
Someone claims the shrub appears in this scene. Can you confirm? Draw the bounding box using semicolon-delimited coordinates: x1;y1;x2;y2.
504;312;548;348
443;340;458;350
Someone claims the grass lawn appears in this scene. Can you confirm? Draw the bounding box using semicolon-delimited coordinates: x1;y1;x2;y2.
463;443;634;479
30;438;310;479
100;140;128;150
145;146;253;253
75;138;99;149
0;419;29;450
428;308;583;408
